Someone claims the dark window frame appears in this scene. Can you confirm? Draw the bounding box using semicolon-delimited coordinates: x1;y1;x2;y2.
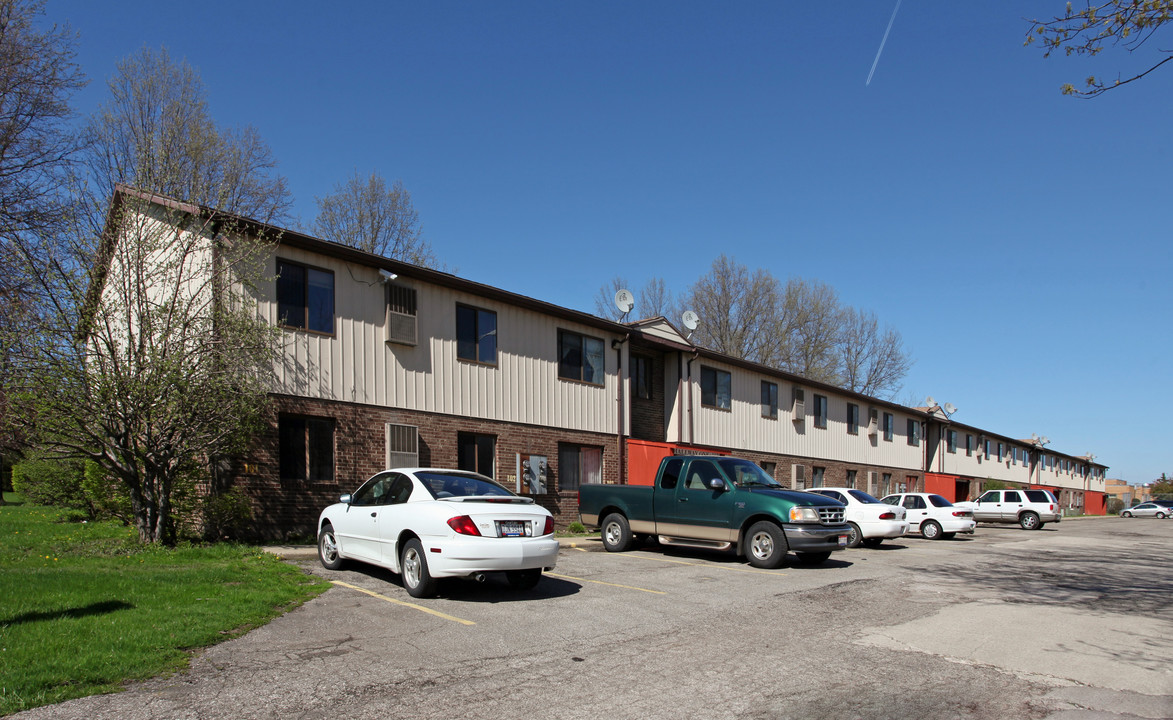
632;354;653;400
701;366;732;411
276;259;335;335
847;403;859;435
278;414;335;483
558;329;606;386
813;394;828;429
456;304;498;366
761;380;778;419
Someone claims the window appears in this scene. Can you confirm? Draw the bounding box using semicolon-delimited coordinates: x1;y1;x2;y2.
759;461;776;477
457;432;495;476
997;443;1004;462
847;403;859;435
659;457;683;490
812;466;825;488
813;395;828;429
632;355;652;400
559;444;601;492
792;387;806;421
966;434;974;457
947;429;957;454
1004;491;1022;503
881;472;892;496
277;260;334;334
457;305;497;365
386;283;417;345
385;423;419;468
761;381;778;419
701;367;732;410
846;469;857;488
983;439;991;459
907;419;920;446
558;330;604;385
279;414;334;482
882;412;894;442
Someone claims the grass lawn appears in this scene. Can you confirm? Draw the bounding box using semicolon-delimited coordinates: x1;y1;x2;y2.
0;493;331;715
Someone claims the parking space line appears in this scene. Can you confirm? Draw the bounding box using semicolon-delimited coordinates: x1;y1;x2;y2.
545;572;666;594
331;581;476;625
611;553;787;576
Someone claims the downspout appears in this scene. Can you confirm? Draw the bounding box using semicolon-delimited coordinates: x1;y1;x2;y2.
686;349;699;446
612;334;629;484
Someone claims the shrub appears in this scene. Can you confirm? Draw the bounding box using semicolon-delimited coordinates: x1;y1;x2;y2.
201;486;255;540
81;460;132;523
566;520;587;534
10;457;87;510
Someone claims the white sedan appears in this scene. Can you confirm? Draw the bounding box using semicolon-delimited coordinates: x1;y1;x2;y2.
1120;503;1169;518
318;468;560;598
806;487;908;548
879;492;976;540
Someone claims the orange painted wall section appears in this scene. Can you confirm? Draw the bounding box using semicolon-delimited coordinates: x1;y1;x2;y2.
924;473;955;498
625;439;731;486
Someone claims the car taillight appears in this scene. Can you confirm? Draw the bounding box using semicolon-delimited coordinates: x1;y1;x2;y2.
952;511;970;517
543;516;554;535
447;515;481;536
879;512;896;520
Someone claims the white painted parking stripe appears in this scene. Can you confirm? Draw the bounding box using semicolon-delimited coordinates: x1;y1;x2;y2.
545;572;666;594
331;580;476;625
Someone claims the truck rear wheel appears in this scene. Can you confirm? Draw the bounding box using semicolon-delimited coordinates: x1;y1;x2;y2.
601;513;633;552
745;521;788;569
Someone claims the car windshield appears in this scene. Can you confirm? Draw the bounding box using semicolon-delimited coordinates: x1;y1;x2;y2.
415;471;515;499
717;458;783;488
928;494;954;508
848;490;882;504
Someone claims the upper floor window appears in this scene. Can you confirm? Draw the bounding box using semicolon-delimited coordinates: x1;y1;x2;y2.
997;442;1004;461
277;259;334;334
906;418;920;446
813;394;828;429
882;412;894;442
983;439;991;459
558;329;604;385
632;354;652;400
457;304;497;365
966;434;974;457
947;429;957;453
701;367;732;410
847;403;859;435
761;381;778;419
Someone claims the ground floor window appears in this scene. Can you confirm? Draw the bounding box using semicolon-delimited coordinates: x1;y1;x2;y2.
846;469;857;488
811;466;825;488
279;414;334;482
558;444;602;492
458;432;496;478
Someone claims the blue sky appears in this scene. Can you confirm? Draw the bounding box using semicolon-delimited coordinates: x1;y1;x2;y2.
49;1;1171;483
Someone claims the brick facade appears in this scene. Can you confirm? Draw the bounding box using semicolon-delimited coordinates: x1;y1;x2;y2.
240;394;621;539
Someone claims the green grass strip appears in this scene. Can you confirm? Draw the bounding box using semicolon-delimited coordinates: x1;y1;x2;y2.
0;494;330;715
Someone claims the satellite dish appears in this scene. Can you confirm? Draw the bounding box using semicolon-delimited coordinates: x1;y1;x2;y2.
681;310;699;331
1030;433;1039;441
1040;436;1050;445
924;396;936;408
943;402;957;415
613;289;634;315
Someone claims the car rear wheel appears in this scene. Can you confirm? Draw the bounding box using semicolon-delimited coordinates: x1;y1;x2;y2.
1157;512;1167;519
846;522;863;548
506;569;542;590
401;539;438;598
1020;511;1041;530
1122;511;1133;517
921;520;943;540
745;521;788;569
318;525;345;570
601;513;633;552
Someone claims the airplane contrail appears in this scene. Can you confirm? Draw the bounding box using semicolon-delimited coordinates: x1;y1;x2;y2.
866;0;903;86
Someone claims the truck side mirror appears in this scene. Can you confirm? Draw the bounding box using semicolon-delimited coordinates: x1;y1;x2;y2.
708;478;727;491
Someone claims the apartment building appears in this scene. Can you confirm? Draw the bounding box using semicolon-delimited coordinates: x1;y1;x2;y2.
102;189;1109;536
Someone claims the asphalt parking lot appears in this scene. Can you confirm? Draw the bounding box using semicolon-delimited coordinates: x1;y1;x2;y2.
13;517;1173;720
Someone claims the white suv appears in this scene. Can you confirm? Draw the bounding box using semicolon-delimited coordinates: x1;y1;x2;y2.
965;488;1061;530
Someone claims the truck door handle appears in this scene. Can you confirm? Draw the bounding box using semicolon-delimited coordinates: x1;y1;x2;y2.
679;498;689;503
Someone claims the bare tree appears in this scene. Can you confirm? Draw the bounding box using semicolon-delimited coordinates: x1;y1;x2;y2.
3;191;280;544
681;255;779;364
81;47;291;229
313;170;442;268
639;277;675;319
766;278;843;385
593;276;632;320
1026;1;1173;97
838;307;913;399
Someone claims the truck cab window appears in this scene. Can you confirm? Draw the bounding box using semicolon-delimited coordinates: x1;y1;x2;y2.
660;458;683;490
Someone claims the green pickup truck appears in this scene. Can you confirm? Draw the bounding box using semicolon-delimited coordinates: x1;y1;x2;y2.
578;455;850;568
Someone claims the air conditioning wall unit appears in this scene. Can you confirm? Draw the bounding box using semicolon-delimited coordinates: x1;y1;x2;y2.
792;387;805;422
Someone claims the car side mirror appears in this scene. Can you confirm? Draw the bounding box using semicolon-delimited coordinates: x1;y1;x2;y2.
339;493;353;504
708;478;727;491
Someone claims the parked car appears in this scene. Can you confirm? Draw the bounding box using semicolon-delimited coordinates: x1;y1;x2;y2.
317;468;559;598
956;488;1061;530
806;487;908;548
1120;503;1169;519
879;493;976;540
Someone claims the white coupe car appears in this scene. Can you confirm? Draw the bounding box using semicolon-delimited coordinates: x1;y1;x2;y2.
879;492;976;540
806;487;909;548
318;468;560;598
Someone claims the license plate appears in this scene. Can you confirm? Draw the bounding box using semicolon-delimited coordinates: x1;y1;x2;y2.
838;535;848;547
497;521;531;537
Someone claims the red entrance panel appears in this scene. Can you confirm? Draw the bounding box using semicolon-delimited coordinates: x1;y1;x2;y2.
625;439;730;485
924;472;961;501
